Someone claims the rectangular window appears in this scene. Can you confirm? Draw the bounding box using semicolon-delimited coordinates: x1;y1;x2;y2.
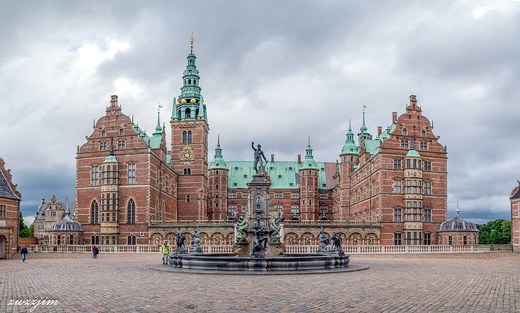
128;163;136;184
228;192;236;199
319;206;328;216
423;208;432;222
319;193;328;199
227;204;236;217
420;142;428;151
291;205;300;216
423;161;432;171
91;165;99;186
393;159;402;170
463;236;468;245
423;181;432;195
186;194;191;202
291;193;299;199
448;236;453;245
400;140;409;149
0;205;5;217
393;208;402;222
274;192;283;199
99;141;107;151
118;140;126;150
423;233;431;245
394;233;402;246
393;179;402;193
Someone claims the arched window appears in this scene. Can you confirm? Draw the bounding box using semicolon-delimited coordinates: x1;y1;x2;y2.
421;130;426;137
127;199;136;224
101;130;106;137
402;128;408;136
187;131;192;143
119;128;124;136
127;235;137;245
185;108;192;119
184;168;191;175
91;200;99;224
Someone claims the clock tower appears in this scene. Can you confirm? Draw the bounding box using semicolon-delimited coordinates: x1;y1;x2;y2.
170;36;209;221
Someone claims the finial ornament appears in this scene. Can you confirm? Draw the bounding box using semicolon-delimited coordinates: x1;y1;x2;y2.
190;32;195;53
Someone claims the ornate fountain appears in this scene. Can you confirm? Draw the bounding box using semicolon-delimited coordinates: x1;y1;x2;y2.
166;143;360;274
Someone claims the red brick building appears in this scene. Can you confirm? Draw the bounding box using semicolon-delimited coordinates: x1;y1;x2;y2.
511;181;520;252
0;158;22;258
76;45;451;246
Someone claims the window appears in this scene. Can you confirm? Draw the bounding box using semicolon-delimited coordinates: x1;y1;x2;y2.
91;235;100;245
91;165;99;186
423;208;432;222
319;193;328;199
128;235;137;245
69;235;74;245
184;168;191;175
463;236;468;245
405;201;422;222
228;192;236;199
419;141;428;151
393;208;402;222
227;204;236;217
127;199;136;224
0;205;5;217
291;205;300;216
402;128;408;136
128;163;136;184
101;130;106;137
186;194;191;202
423;161;432;171
274;192;283;199
421;130;426;137
394;233;402;246
423;233;431;245
405;231;421;245
291;193;299;199
99;141;107;151
118;140;126;150
90;201;99;224
319;206;328;216
119;128;124;136
393;179;402;193
423;181;432;195
182;130;193;144
393;159;402;170
400;140;409;149
448;236;453;245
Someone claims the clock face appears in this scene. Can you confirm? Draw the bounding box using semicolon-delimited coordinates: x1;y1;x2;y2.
182;150;193;160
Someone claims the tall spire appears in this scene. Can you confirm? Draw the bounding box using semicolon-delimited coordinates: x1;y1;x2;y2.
178;33;202;102
209;135;227;169
342;118;358;155
301;137;318;169
361;105;367;133
358;105;370;142
154;104;163;135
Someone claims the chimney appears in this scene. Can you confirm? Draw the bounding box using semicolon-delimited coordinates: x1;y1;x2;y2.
297;154;301;164
392;112;397;123
271;154;275;163
377;126;382;136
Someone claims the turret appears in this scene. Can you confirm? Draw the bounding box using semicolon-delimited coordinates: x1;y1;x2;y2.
208;136;229;220
299;138;319;220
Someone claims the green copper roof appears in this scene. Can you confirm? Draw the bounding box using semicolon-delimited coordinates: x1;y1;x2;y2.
104;155;118;163
209;136;227;169
406;149;422;158
131;123;162;149
224;161;330;190
300;138;319;170
179;51;201;101
341;119;359;155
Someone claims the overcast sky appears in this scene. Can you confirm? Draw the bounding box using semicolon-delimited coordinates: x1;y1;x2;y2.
1;0;519;225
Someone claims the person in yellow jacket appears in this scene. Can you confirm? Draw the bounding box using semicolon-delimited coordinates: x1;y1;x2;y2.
160;240;171;265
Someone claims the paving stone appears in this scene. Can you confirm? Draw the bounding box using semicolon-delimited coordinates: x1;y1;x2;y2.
0;253;519;312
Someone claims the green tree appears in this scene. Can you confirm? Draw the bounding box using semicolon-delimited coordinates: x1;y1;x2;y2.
19;211;33;237
477;219;511;244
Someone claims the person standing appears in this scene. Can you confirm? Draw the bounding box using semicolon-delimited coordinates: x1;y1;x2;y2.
92;245;99;259
160;240;171;265
20;246;28;263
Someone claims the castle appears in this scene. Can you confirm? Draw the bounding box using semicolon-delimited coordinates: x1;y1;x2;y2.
74;43;454;247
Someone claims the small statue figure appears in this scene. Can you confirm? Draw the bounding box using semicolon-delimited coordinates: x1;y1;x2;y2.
176;232;187;254
251;141;267;173
331;232;342;251
252;218;268;255
234;216;248;244
255;195;262;213
191;227;202;253
318;227;330;252
269;215;282;243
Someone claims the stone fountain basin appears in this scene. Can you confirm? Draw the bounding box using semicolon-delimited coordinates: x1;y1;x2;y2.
167;252;354;273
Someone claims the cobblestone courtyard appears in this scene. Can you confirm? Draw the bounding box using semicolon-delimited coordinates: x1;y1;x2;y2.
1;253;519;312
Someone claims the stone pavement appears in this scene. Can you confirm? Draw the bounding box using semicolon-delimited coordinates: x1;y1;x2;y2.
1;252;519;312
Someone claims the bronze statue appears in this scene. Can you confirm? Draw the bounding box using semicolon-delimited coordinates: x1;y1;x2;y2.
235;216;248;243
252;218;268;253
251;141;267;173
331;232;342;251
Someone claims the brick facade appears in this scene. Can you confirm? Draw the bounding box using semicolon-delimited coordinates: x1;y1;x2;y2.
511;181;520;252
0;158;21;258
